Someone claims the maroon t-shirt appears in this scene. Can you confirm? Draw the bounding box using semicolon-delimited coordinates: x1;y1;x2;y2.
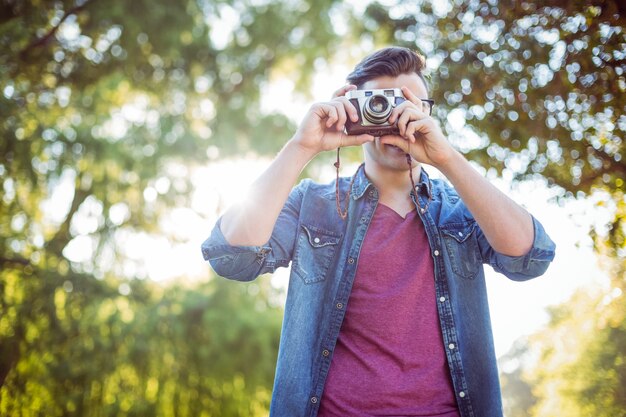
318;204;460;417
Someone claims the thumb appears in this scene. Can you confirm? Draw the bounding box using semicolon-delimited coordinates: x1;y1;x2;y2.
379;136;410;152
332;84;357;99
341;133;375;147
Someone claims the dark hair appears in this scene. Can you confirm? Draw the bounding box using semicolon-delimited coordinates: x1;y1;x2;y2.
346;46;428;91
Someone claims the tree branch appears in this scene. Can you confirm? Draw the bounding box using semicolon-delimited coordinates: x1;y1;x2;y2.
0;257;31;267
19;1;93;58
44;174;93;257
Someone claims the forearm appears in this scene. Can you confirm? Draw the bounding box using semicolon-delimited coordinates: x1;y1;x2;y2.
220;139;316;246
438;151;534;257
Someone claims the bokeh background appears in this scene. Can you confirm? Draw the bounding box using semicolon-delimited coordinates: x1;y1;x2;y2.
1;0;625;416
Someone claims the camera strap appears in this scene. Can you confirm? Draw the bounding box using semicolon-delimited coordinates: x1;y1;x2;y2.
407;141;431;214
334;143;431;220
334;147;359;220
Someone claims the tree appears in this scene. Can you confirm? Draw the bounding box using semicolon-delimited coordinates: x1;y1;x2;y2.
3;0;625;414
356;0;625;257
499;285;626;416
1;0;343;414
350;0;625;413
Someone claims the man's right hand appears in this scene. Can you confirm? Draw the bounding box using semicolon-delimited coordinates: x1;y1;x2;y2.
220;85;374;247
291;84;375;156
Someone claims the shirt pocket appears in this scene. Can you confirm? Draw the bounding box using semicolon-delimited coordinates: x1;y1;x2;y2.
441;221;481;280
293;224;341;284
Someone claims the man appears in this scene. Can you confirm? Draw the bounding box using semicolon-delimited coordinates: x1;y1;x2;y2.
201;47;556;417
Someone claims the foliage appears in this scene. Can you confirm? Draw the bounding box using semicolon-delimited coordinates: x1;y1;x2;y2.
357;0;625;191
358;0;625;253
500;285;626;417
347;7;626;404
1;0;341;414
2;0;626;415
0;273;282;416
354;1;626;413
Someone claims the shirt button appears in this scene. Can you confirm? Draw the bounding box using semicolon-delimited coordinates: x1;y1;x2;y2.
322;349;330;357
348;257;355;264
420;208;425;214
313;237;320;244
439;296;446;302
459;391;466;398
336;302;343;309
449;343;455;350
311;396;318;404
434;250;440;256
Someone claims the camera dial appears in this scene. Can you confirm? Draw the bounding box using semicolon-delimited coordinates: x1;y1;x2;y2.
364;94;392;124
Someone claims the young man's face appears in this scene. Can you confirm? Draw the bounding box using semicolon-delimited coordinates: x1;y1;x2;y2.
360;72;429;172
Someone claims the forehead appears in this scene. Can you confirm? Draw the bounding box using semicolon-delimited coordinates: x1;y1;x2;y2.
361;73;428;96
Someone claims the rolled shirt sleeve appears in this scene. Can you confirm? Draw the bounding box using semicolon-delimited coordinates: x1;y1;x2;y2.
478;216;556;281
200;179;308;281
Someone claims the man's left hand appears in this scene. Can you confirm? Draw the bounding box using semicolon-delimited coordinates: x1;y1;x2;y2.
380;85;456;169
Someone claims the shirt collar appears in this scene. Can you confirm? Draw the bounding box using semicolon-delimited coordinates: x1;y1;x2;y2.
351;163;433;200
350;164;372;200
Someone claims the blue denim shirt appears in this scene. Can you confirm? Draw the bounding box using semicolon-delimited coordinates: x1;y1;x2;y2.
201;166;556;417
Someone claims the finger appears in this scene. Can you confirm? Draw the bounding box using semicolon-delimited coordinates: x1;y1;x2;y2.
405;120;428;142
341;133;375;147
405;120;418;142
379;135;410;152
402;86;430;118
332;84;357;99
398;109;426;137
333;96;359;122
331;102;348;131
388;100;417;124
320;104;339;128
401;85;422;107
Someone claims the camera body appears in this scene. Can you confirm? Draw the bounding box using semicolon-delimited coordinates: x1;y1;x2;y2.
344;88;406;136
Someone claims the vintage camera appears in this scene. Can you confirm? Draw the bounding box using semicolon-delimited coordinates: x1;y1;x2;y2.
344;88;406;136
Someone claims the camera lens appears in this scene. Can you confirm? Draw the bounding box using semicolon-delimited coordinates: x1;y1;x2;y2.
369;96;388;113
363;94;392;124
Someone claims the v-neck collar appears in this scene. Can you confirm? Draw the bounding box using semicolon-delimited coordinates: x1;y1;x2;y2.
376;203;417;221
